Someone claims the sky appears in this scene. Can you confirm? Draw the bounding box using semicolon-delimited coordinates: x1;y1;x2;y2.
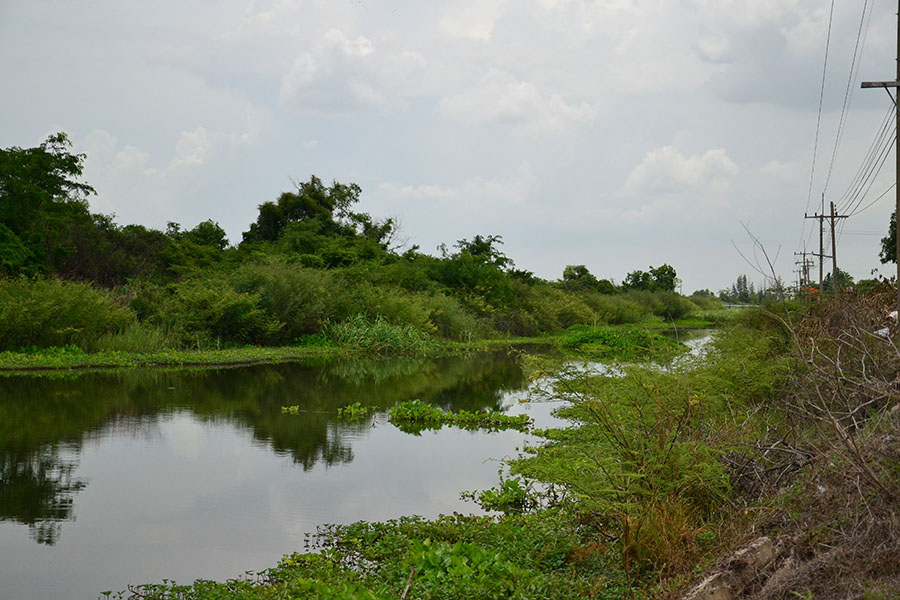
1;0;897;293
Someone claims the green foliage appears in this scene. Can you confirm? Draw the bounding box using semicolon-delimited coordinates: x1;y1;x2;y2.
561;264;616;294
579;293;648;325
90;322;175;353
0;133;96;276
0;277;134;351
159;277;283;348
231;261;337;341
388;399;532;433
880;210;895;264
325;314;433;355
558;325;686;362
623;264;677;292
460;475;540;514
821;268;854;293
409;538;538;597
337;402;370;420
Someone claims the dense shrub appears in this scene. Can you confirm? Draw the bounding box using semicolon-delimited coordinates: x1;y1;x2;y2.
343;282;435;334
421;292;488;341
655;291;698;320
231;261;336;342
159;277;282;348
0;277;135;350
579;293;648;325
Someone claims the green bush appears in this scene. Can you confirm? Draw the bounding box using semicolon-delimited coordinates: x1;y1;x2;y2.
624;290;665;317
421;292;487;341
231;261;335;342
344;282;435;334
160;276;282;347
0;277;134;350
578;293;648;325
656;291;698;320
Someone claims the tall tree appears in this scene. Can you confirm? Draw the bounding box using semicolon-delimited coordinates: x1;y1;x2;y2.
0;133;95;274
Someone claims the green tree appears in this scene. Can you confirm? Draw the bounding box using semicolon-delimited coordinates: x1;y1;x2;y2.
880;211;895;264
822;268;854;293
435;235;515;307
562;265;597;288
0;133;96;274
561;265;616;294
649;264;677;292
623;264;677;292
623;269;653;291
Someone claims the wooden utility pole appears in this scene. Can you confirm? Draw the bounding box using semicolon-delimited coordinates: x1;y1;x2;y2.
861;0;900;311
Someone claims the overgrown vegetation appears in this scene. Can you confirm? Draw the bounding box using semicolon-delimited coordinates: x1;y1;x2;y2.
557;324;687;362
0;134;724;359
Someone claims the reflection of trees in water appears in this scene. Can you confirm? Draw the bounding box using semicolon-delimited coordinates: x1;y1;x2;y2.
0;447;85;545
0;350;529;543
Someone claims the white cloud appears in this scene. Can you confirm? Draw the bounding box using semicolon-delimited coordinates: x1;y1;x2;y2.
625;146;739;195
438;69;596;136
278;28;427;113
440;0;507;40
172;127;211;168
380;162;537;209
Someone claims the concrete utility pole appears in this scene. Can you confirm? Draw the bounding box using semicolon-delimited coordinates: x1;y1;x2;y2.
794;250;815;287
805;202;833;291
861;0;900;311
829;201;848;301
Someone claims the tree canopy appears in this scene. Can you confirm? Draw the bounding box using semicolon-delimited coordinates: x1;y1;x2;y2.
622;264;677;292
0;132;95;274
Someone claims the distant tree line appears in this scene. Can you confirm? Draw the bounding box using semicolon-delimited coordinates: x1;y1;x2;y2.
0;133;715;351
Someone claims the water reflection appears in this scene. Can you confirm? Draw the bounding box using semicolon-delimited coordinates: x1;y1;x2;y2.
0;350;526;547
0;447;85;545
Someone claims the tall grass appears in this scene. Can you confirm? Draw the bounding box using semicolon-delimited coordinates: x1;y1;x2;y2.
324;314;434;355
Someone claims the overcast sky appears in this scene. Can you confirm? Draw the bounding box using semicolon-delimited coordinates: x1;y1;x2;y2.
1;0;897;292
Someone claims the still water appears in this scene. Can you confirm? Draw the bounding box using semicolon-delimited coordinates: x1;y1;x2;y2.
0;351;565;600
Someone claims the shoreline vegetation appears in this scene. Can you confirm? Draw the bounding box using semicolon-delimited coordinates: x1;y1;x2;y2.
0;318;717;373
100;291;900;600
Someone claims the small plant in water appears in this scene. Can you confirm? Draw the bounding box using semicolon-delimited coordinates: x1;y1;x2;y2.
337;402;370;420
461;475;540;514
388;399;531;433
281;405;301;415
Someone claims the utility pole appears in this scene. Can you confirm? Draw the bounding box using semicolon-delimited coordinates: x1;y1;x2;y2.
805;201;833;292
829;201;849;301
861;0;900;311
807;205;847;299
794;250;815;287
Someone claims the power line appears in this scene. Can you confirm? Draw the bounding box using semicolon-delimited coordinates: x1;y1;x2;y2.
824;0;874;193
848;182;897;217
842;127;895;217
800;0;837;250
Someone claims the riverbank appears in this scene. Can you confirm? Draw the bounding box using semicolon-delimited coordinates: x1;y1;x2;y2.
0;316;720;373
